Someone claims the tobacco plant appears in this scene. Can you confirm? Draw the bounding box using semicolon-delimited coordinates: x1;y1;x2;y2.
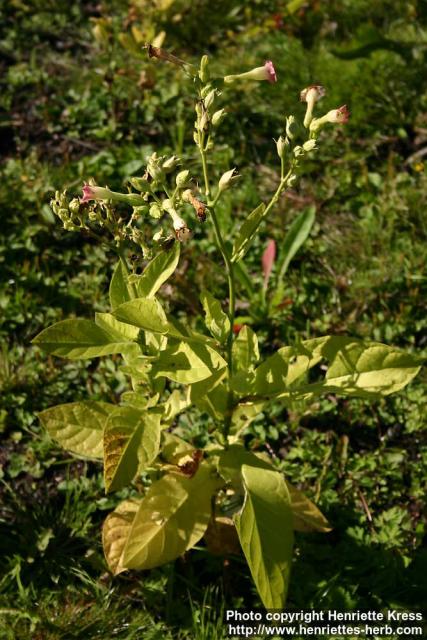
33;51;423;608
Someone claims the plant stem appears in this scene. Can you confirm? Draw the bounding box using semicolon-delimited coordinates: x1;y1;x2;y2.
198;133;236;439
117;244;138;298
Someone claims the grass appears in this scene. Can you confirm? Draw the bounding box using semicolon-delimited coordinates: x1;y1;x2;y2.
1;0;426;637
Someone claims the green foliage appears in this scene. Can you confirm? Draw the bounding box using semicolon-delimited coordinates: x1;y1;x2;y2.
234;465;294;609
1;0;426;636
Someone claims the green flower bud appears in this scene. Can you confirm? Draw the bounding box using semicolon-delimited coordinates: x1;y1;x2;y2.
176;170;190;188
149;203;163;219
199;55;209;83
69;198;81;215
211;108;226;127
162;155;180;172
129;177;152;192
303;139;316;152
218;168;239;192
276;136;288;159
285;115;297;140
203;89;216;110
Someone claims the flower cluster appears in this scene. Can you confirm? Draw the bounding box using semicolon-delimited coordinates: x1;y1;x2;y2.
50;51;349;263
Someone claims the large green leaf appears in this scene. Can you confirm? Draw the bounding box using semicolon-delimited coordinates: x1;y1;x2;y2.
135;243;180;298
32;319;133;359
232;326;259;374
122;463;222;570
152;341;227;384
231;203;265;263
109;260;133;310
38;401;115;459
103;499;140;575
104;407;162;493
234;465;294;609
277;206;315;281
231;337;423;400
95;312;140;342
200;291;230;343
113;297;169;334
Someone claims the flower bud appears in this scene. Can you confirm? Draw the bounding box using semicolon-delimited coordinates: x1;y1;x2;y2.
162;155;180;172
149;203;163;219
285;115;297;140
293;146;303;157
218;168;239;192
69;198;81;215
129;177;152;192
199;55;209;83
161;198;175;213
303;139;316;152
287;174;297;187
197;111;209;132
203;89;216;110
224;60;277;84
276;136;288;159
176;170;190;188
211;108;226;127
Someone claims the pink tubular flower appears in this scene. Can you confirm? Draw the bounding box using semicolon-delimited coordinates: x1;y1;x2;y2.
224;60;277;84
80;183;112;203
310;105;350;132
326;105;350;124
300;84;326;128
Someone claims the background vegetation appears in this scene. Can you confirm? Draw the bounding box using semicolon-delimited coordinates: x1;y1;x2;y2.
0;0;426;638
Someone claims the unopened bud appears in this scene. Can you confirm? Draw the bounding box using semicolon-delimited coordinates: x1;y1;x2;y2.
162;155;180;172
303;139;316;152
218;168;239;192
293;146;304;157
211;108;226;127
203;89;216;110
285;115;297;140
129;177;152;192
149;203;163;219
199;54;209;84
176;170;190;188
69;198;81;215
276;136;288;159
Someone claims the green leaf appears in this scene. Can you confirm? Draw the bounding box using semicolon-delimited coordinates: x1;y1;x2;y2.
32;319;133;359
38;401;115;459
104;407;162;493
103;499;140;575
109;260;133;309
218;444;274;489
135;243;180;298
234;465;294;609
231;337;423;400
232;326;259;373
95;312;140;342
286;482;332;533
277;206;315;280
113;297;169;334
152;341;227;384
278;338;423;400
231;203;265;263
163;389;191;423
191;375;229;421
122;463;222;570
200;291;230;343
